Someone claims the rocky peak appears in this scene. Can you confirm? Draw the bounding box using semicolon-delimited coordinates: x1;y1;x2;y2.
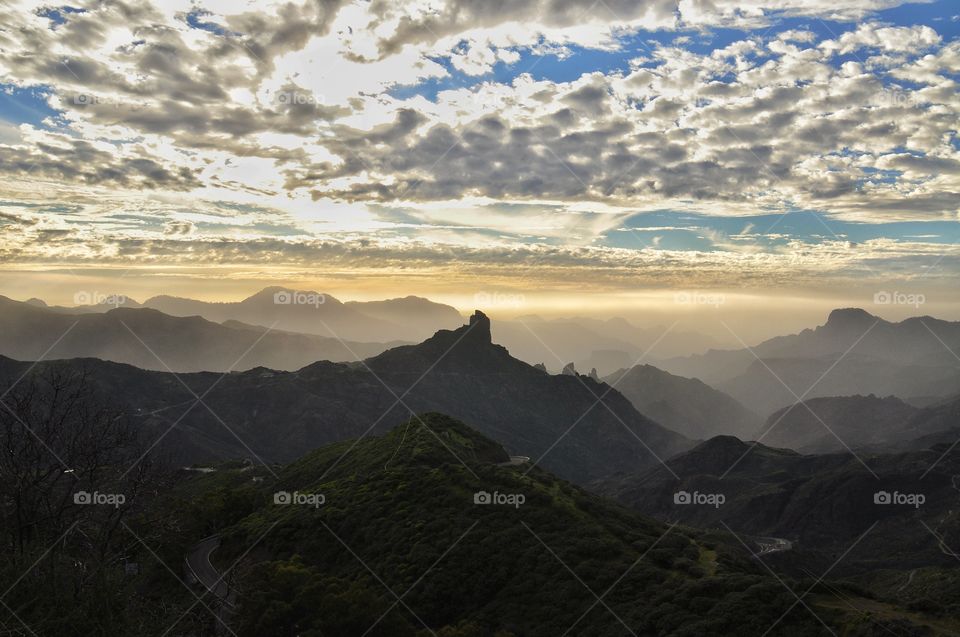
467;310;492;344
824;308;877;330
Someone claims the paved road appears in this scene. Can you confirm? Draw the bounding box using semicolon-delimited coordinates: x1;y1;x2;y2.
186;535;234;633
498;455;530;466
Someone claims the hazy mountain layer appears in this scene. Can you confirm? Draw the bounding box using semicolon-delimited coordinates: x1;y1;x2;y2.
604;364;761;440
756;394;921;453
659;309;960;414
142;287;463;342
0;312;691;483
0;296;399;372
492;316;717;375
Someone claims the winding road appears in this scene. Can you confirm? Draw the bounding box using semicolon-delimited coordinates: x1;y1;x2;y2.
186;535;234;633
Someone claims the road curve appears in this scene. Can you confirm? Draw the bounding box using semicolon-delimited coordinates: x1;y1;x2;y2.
186;535;234;633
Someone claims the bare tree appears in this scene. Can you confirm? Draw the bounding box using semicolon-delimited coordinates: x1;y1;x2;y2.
0;363;165;632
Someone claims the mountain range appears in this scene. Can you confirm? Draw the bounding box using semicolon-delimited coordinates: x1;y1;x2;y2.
659;308;960;415
192;414;903;636
0;311;691;483
25;288;726;375
595;435;960;579
757;394;922;453
604;364;761;440
491;315;717;375
0;295;402;372
41;287;464;343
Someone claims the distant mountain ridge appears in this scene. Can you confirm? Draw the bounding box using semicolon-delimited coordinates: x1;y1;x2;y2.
142;287;463;342
34;287;463;343
491;316;718;375
0;295;401;372
0;311;692;483
604;364;760;440
756;394;921;453
658;308;960;414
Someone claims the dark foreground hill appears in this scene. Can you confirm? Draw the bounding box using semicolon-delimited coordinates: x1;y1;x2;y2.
183;414;843;636
595;435;960;578
0;312;691;484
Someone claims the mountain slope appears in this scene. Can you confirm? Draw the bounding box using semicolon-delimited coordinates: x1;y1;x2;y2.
756;395;920;453
143;287;461;342
196;414;839;637
718;354;960;416
0;312;692;483
491;316;717;375
885;395;960;451
604;364;760;439
659;309;960;414
0;296;396;372
595;436;960;576
344;295;463;340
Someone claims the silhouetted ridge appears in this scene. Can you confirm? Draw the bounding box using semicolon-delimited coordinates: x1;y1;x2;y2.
365;309;529;374
822;307;881;330
468;309;492;343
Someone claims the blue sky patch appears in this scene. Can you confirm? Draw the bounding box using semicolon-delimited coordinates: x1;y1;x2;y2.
0;84;64;129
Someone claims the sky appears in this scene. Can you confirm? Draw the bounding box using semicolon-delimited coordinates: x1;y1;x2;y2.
0;0;958;327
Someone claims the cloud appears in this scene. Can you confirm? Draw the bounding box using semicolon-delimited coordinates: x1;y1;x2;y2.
0;0;955;296
822;22;942;55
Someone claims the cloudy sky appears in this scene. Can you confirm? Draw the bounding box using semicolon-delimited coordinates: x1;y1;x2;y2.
0;0;958;320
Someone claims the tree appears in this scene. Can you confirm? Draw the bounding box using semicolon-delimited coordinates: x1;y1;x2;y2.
0;365;165;634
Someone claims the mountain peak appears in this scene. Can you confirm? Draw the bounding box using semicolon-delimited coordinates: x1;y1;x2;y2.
824;307;877;328
468;309;491;343
243;286;341;305
365;309;531;375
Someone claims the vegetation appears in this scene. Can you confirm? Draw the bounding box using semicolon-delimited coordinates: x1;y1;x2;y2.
0;371;949;636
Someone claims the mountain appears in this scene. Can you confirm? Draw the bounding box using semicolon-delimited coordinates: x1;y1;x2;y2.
756;395;921;453
0;296;398;372
0;311;691;483
141;287;462;342
344;295;464;340
604;365;761;440
658;309;960;414
189;414;845;636
880;395;960;451
718;353;960;417
490;316;717;375
594;435;960;578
